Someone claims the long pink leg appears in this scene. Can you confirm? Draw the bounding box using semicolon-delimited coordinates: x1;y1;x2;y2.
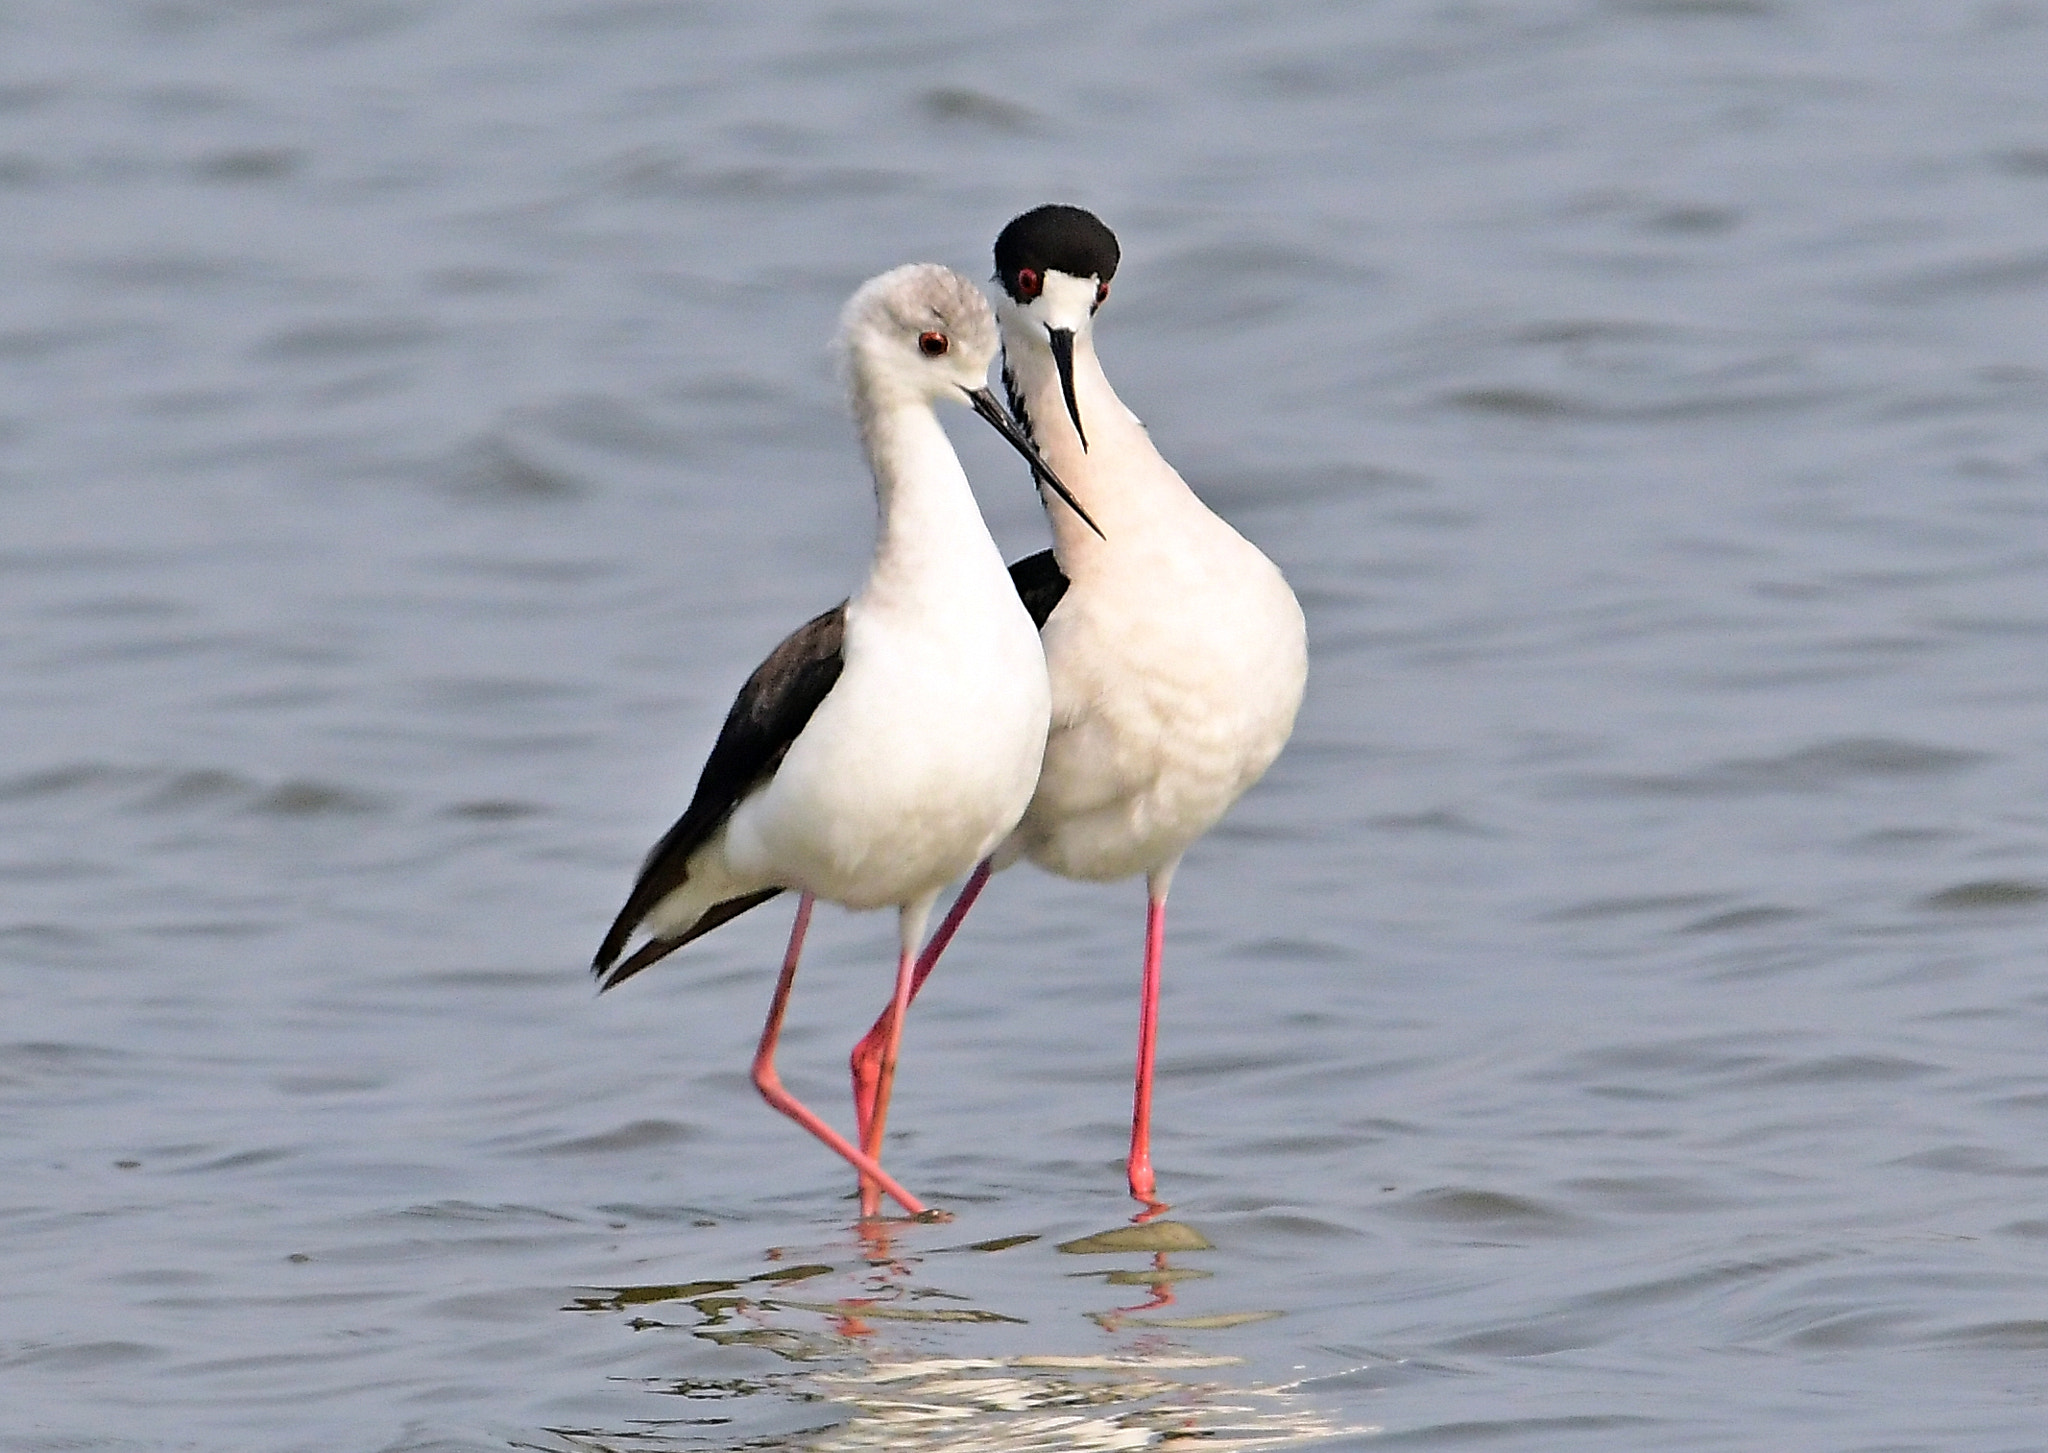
1127;890;1169;1205
851;860;992;1141
855;936;921;1218
751;894;929;1219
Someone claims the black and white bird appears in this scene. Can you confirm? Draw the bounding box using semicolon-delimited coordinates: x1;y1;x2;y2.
592;263;1098;1219
849;207;1308;1207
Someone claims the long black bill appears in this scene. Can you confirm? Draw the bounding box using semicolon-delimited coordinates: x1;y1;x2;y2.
965;386;1105;540
1046;327;1088;451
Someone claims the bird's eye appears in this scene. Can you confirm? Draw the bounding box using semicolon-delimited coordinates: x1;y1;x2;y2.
918;331;949;357
1093;281;1110;311
1016;267;1042;300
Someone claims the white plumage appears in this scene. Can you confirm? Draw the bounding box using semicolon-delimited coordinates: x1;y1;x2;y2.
645;276;1051;931
999;292;1306;885
997;212;1306;1204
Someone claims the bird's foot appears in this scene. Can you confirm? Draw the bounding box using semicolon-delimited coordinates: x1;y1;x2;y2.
854;1205;953;1229
1127;1153;1157;1204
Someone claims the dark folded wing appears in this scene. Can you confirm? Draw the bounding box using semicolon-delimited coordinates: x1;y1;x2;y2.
595;888;781;993
1007;549;1070;629
592;602;847;982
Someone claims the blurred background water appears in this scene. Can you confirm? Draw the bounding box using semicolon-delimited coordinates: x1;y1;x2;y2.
7;2;2048;1449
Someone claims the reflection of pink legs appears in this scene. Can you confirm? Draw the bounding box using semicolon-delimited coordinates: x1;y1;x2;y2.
1128;895;1167;1205
750;894;928;1219
851;860;992;1141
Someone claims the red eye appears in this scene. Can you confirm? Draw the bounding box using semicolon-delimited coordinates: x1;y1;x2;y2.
1016;267;1042;300
1093;281;1110;310
918;331;949;357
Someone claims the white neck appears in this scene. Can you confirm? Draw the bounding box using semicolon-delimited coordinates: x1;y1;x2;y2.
851;392;1006;608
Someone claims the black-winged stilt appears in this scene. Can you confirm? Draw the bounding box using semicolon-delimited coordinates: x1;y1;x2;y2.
593;263;1098;1219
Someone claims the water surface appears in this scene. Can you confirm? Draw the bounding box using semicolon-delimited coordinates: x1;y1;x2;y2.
7;3;2048;1450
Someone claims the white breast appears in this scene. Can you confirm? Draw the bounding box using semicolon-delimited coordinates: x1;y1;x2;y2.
1014;514;1306;884
729;573;1051;909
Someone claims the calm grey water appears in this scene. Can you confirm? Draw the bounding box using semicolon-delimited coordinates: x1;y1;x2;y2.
8;3;2048;1449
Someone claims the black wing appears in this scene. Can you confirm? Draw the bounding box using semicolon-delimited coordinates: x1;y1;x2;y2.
1007;549;1070;629
592;603;847;990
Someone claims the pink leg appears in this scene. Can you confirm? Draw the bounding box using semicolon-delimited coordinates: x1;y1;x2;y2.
856;937;920;1218
851;860;992;1141
1128;894;1167;1205
751;894;929;1219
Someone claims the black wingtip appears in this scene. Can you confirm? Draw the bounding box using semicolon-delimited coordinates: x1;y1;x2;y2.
590;887;785;994
595;934;684;994
591;905;643;984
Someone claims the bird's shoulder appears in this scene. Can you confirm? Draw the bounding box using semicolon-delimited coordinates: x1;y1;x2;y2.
681;602;850;831
1007;548;1070;629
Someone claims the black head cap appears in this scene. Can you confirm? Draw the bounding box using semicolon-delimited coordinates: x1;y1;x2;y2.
994;205;1121;303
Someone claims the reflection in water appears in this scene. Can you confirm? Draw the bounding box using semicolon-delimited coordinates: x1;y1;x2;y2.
1054;1221;1280;1335
552;1354;1360;1452
21;6;2048;1447
555;1357;1363;1453
1086;1252;1193;1332
554;1227;1338;1451
790;1357;1366;1453
1055;1222;1215;1255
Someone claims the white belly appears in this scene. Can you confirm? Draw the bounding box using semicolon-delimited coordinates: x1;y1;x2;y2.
725;593;1051;910
1012;536;1307;883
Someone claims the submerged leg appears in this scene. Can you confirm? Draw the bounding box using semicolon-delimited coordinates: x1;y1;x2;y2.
750;894;929;1218
1128;863;1178;1206
851;859;992;1140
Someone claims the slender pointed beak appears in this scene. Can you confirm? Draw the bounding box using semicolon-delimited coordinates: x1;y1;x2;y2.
964;386;1105;540
1046;328;1088;451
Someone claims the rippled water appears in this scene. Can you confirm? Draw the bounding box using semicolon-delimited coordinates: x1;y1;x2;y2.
9;3;2048;1450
